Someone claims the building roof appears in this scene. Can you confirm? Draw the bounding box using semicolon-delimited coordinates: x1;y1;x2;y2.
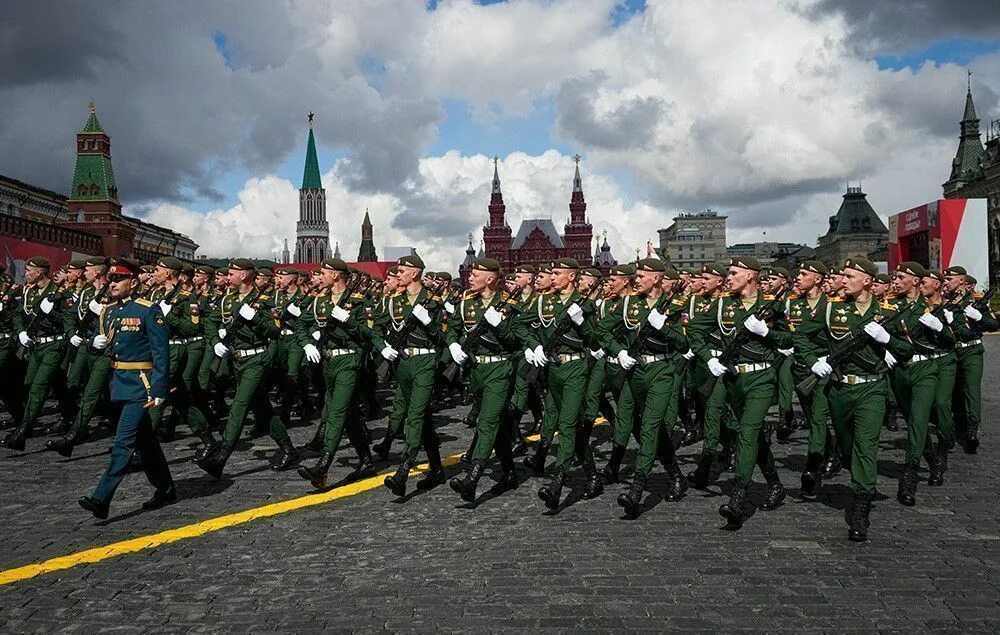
302;126;323;190
511;218;565;250
69;105;118;203
824;186;887;236
79;103;104;134
948;86;986;183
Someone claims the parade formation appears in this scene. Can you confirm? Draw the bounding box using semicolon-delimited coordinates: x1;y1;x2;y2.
0;250;994;544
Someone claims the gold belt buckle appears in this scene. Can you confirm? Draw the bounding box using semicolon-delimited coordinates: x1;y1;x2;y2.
846;375;857;385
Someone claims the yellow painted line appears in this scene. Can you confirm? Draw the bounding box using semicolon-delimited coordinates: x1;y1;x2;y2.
0;417;607;586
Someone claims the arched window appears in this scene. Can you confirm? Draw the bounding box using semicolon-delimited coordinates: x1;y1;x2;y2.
78;184;88;196
90;184;99;195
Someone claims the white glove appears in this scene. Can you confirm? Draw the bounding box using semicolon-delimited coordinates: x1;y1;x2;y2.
153;397;165;407
70;334;84;347
17;331;31;347
965;305;983;322
213;342;229;357
0;302;3;312
238;303;256;321
744;314;769;337
303;343;321;364
88;299;103;315
218;328;227;340
444;301;455;314
590;348;605;360
682;349;695;360
484;306;503;327
286;303;302;317
381;345;399;361
411;304;431;326
159;301;172;316
884;351;897;369
312;330;321;341
330;305;350;323
778;347;794;357
533;344;547;365
448;342;468;364
646;308;666;330
919;312;943;332
617;349;637;370
92;334;109;350
864;322;890;344
567;303;583;325
39;297;54;314
524;348;538;366
811;358;833;378
943;309;954;324
707;358;728;378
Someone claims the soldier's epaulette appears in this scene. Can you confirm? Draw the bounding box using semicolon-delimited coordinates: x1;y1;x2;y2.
179;289;191;296
786;293;801;300
879;300;896;311
462;291;477;301
763;294;776;301
828;296;843;303
974;292;985;299
351;292;364;300
135;298;154;307
670;298;685;307
626;291;638;297
390;291;404;298
259;294;271;301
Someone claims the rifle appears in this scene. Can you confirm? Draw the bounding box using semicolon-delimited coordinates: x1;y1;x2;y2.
698;292;786;397
795;297;918;397
375;280;445;381
440;285;519;385
519;283;602;383
15;285;60;360
209;287;262;374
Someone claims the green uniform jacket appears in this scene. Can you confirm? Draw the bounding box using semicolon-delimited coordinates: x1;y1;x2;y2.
443;291;522;355
293;288;371;351
15;281;73;338
204;286;277;350
686;291;791;365
515;290;596;355
371;287;445;352
597;291;687;360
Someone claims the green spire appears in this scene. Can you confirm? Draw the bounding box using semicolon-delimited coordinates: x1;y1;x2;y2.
69;102;119;203
302;113;322;190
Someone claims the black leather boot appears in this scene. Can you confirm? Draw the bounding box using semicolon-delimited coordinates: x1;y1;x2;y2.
78;496;109;520
848;490;873;542
760;472;786;510
897;464;919;506
297;450;335;488
46;426;90;458
450;460;484;502
495;468;518;494
800;452;825;498
271;438;301;471
142;485;178;510
600;444;626;484
687;452;715;489
965;419;980;454
195;441;233;479
345;448;376;483
664;458;688;502
925;443;945;487
373;435;393;460
719;479;749;529
582;466;604;500
775;410;793;443
194;431;219;462
617;474;645;519
0;424;29;451
416;465;447;491
537;469;566;510
523;438;550;476
304;425;324;453
383;461;412;497
821;451;842;479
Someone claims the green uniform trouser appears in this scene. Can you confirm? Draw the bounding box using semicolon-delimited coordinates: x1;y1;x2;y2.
546;358;592;473
953;345;984;435
724;368;778;484
70;355;112;435
827;378;886;495
469;360;515;463
582;357;606;422
0;341;25;425
700;365;739;455
608;363;639;447
930;353;957;449
509;356;531;413
890;359;939;466
391;352;440;464
151;343;209;434
791;365;832;455
627;360;679;478
183;339;211;422
776;355;794;412
22;341;65;431
150;344;184;430
319;352;361;453
221;349;289;445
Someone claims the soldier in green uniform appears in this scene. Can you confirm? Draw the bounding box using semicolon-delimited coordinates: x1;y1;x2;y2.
183;265;214;429
762;267;798;442
195;259;300;478
47;256;112;456
794;258;914;541
920;270;958;486
296;258;377;489
687;257;790;529
517;258;601;509
0;265;25;429
271;265;310;431
943;266;997;453
78;258;175;519
447;258;523;501
887;262;954;506
3;257;73;450
522;262;560;475
599;258;689;517
378;255;449;497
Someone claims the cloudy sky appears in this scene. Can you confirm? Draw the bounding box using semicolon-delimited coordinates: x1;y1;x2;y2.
3;0;1000;270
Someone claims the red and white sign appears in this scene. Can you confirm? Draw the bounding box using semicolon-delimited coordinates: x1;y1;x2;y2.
887;198;988;284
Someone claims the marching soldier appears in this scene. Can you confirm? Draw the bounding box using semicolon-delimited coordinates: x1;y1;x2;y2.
78;257;175;519
0;265;25;430
195;259;300;478
3;257;72;450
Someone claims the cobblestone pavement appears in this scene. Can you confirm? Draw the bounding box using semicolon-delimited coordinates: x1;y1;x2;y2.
2;341;1000;631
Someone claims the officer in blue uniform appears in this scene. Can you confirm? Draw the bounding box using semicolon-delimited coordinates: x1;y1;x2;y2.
79;258;175;520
